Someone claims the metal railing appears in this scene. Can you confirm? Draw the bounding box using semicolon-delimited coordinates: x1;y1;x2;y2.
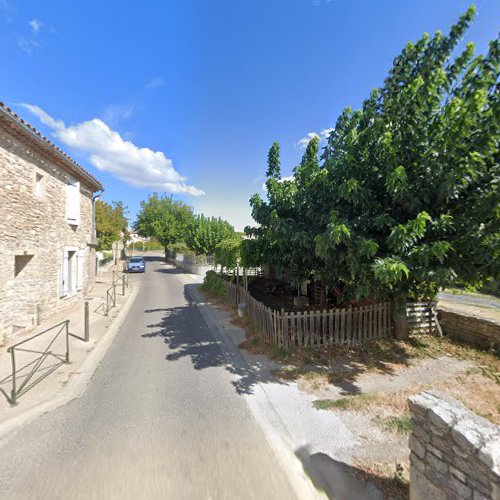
112;271;129;296
105;283;116;316
104;272;129;316
0;320;70;405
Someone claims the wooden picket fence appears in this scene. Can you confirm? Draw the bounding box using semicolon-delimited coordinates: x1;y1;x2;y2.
406;301;438;335
220;279;393;347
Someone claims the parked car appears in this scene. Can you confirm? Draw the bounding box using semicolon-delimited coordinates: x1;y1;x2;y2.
126;256;146;273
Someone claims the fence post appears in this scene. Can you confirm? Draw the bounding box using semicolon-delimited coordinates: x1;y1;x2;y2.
122;275;126;296
281;308;286;347
84;301;90;342
113;282;116;307
65;321;70;363
10;349;16;405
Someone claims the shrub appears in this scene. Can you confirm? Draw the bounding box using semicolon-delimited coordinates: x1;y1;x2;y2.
200;271;226;301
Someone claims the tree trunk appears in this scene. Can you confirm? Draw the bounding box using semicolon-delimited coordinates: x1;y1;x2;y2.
164;246;168;262
393;297;409;340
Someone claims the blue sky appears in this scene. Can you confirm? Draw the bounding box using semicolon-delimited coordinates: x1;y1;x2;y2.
1;0;499;230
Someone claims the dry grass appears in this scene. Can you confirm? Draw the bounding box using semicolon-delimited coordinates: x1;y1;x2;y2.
202;286;500;423
312;371;500;426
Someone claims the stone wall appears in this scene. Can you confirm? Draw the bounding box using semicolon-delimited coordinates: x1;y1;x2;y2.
408;391;500;500
439;309;500;350
0;127;97;342
172;253;214;277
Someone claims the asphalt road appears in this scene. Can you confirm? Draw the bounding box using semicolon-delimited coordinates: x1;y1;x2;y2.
438;292;500;310
0;258;296;499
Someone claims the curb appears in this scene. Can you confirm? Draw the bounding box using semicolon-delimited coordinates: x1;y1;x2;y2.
0;283;140;444
185;280;326;500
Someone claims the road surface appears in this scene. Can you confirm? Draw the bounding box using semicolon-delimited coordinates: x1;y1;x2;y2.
438;292;500;311
0;258;297;499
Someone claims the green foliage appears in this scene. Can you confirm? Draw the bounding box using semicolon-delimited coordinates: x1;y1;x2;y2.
248;6;499;302
266;141;281;179
214;237;241;270
383;416;412;434
95;200;128;250
185;214;235;255
200;270;226;300
134;193;194;252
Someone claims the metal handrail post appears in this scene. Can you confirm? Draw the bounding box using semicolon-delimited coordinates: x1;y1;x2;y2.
105;291;109;316
65;321;70;363
84;301;90;342
10;348;17;405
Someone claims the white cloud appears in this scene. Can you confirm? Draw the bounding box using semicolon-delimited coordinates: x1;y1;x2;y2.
262;175;295;192
297;132;319;148
320;127;334;139
17;18;45;54
297;127;334;148
17;36;38;54
101;103;134;126
146;77;165;89
29;18;42;33
21;104;204;196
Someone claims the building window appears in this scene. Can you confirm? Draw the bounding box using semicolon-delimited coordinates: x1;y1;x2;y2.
34;172;45;197
14;255;33;277
60;249;84;297
66;179;81;226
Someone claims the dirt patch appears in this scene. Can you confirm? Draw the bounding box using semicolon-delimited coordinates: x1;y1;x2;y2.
299;355;472;400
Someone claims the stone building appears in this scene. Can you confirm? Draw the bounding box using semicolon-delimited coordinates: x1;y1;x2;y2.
0;102;103;342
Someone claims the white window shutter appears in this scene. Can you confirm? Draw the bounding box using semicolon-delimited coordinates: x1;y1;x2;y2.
66;181;81;225
61;251;69;297
76;250;84;291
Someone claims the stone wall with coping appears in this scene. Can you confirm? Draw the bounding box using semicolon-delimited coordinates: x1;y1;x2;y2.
0;126;97;342
408;390;500;500
438;309;499;350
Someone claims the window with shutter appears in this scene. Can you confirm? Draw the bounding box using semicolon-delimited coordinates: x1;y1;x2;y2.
66;180;81;225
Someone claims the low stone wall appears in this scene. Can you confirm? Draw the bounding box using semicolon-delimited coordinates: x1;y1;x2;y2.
438;309;500;349
170;254;214;277
408;391;500;500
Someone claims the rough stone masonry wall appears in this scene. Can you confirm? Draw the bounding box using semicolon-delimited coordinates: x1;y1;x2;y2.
439;309;499;350
0;128;96;342
408;391;500;500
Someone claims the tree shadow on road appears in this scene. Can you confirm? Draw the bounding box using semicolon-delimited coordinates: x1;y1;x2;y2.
141;289;266;395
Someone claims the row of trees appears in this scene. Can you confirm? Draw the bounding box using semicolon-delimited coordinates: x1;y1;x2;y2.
134;193;239;260
245;6;499;310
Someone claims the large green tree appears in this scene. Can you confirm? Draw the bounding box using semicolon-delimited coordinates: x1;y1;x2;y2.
185;215;235;255
95;200;128;250
247;6;500;313
134;194;194;258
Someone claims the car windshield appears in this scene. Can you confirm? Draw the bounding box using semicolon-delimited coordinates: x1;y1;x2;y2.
129;257;144;263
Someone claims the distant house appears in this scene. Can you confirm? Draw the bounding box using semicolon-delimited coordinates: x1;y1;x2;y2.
128;232;147;244
0;102;103;342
